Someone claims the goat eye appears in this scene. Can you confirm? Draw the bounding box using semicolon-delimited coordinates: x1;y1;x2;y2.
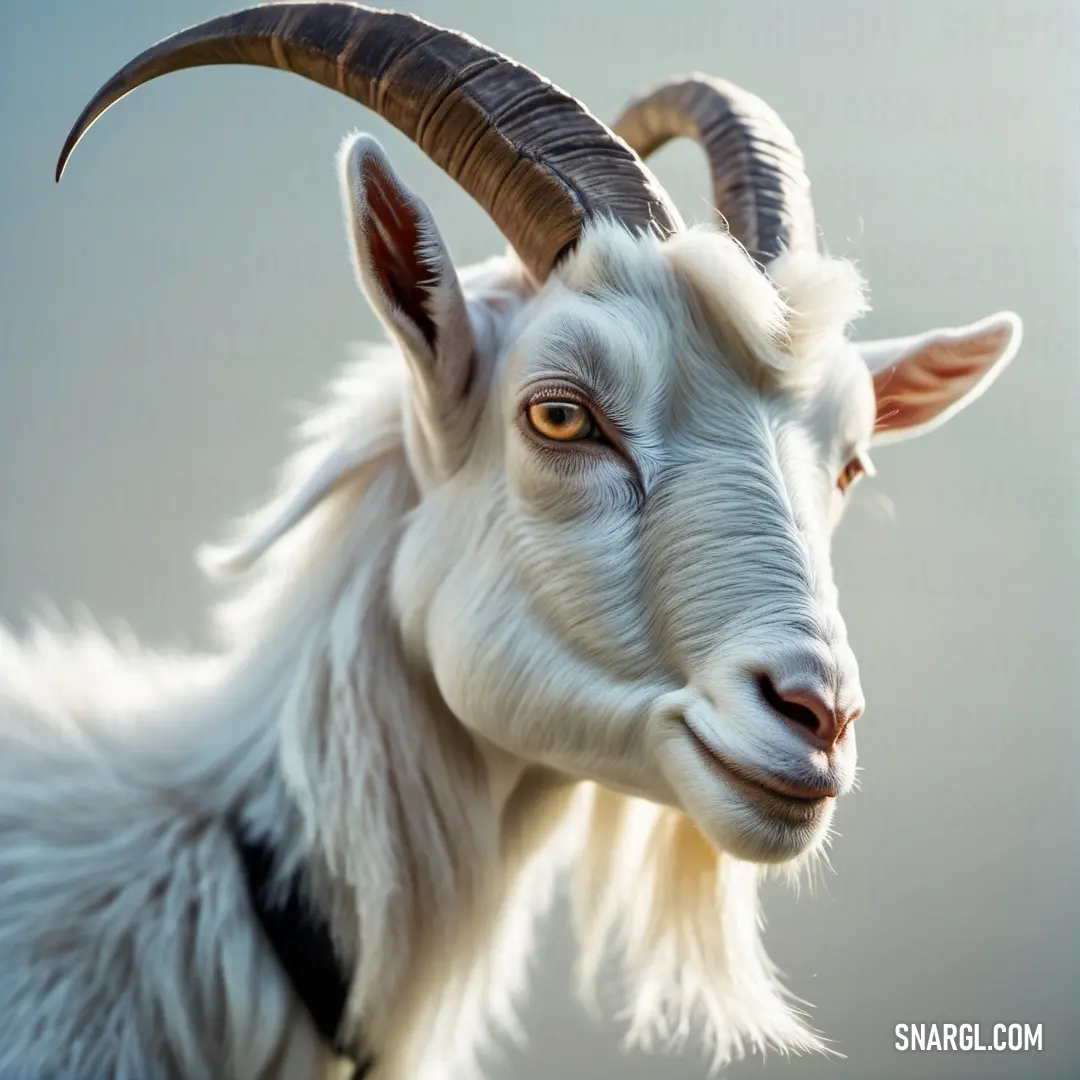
837;456;866;494
526;400;596;442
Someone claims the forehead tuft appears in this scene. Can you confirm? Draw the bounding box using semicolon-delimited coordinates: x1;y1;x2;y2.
555;219;683;308
767;247;870;360
556;221;868;388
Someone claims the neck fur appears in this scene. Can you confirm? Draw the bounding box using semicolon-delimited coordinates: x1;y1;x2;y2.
180;353;558;1076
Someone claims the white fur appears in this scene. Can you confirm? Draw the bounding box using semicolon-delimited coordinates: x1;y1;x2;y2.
0;134;1020;1079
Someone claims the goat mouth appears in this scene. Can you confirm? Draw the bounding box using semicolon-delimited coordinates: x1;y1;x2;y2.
682;724;838;819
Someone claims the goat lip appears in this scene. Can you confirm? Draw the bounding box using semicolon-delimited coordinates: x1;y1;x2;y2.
683;725;839;803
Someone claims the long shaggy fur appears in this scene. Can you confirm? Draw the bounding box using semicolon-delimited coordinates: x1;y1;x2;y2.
0;342;828;1078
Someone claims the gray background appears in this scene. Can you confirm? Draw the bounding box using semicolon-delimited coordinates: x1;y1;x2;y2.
1;1;1077;1077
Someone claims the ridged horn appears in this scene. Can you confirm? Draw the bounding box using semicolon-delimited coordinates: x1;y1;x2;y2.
56;2;683;282
613;73;817;266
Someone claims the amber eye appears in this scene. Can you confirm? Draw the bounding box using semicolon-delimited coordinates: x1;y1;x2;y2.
837;456;867;494
526;400;596;442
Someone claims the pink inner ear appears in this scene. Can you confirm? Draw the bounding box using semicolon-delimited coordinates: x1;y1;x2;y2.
873;326;1008;434
361;159;438;349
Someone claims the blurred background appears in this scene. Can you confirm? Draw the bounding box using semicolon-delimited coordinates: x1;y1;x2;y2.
1;1;1077;1077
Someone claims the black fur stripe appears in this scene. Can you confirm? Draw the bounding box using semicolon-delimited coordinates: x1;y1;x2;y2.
232;824;373;1076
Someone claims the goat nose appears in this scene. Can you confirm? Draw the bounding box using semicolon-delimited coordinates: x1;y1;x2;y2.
755;670;862;750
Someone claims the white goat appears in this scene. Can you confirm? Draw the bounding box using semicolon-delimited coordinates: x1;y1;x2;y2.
0;4;1021;1079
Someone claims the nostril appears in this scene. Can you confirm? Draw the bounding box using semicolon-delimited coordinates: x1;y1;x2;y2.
756;672;820;731
755;672;841;748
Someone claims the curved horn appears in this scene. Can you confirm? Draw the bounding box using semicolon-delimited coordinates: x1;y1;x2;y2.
56;2;683;282
613;74;817;266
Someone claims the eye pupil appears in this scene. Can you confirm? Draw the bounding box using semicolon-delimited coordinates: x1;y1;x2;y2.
526;399;595;441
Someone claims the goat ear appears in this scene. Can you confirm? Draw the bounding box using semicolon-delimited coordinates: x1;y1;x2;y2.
340;133;477;409
858;312;1022;444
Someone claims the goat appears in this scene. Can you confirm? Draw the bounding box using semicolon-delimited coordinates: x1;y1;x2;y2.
0;4;1022;1079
